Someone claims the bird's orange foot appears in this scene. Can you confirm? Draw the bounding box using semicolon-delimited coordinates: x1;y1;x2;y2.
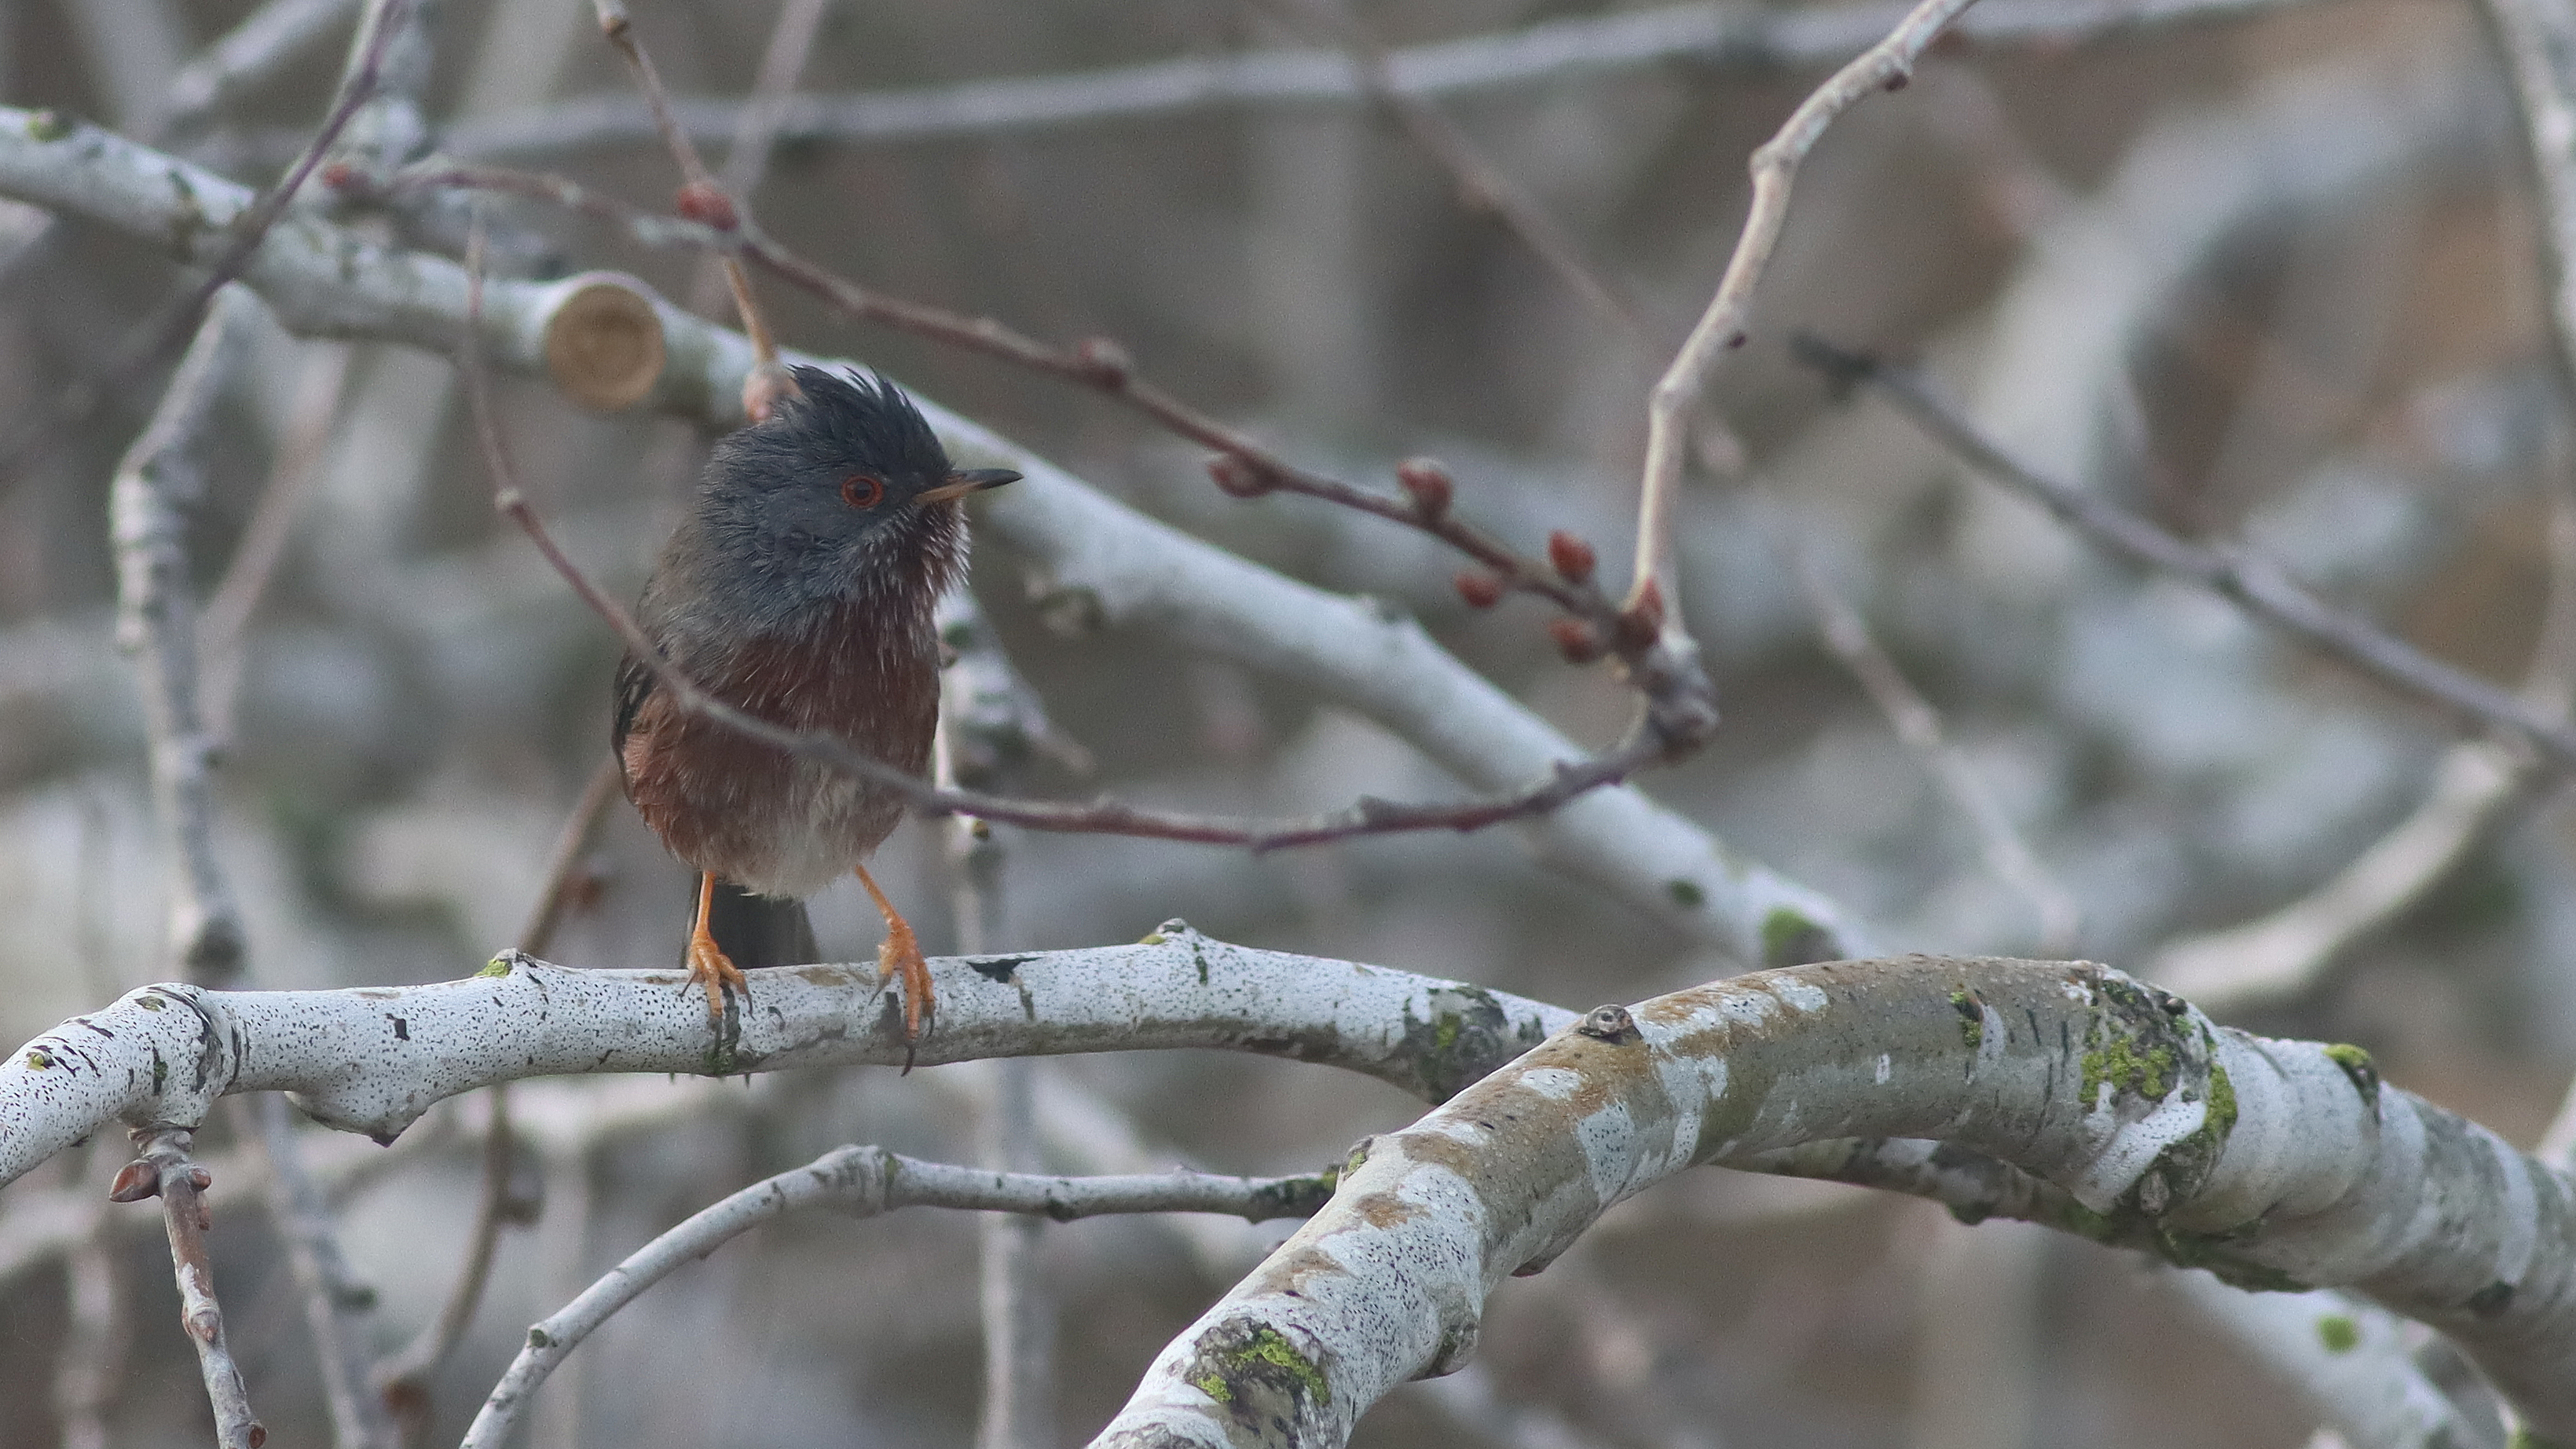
877;916;933;1044
685;926;750;1023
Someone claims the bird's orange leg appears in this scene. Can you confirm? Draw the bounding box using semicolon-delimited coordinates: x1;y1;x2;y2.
683;871;750;1022
853;862;930;1042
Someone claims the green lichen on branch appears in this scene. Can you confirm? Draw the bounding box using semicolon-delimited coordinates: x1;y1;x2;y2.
2322;1042;2381;1107
1398;985;1535;1103
1186;1323;1330;1419
1948;987;1984;1051
1761;907;1835;968
2081;1035;2175;1105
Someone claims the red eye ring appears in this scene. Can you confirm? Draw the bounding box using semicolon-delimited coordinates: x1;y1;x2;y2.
840;474;886;509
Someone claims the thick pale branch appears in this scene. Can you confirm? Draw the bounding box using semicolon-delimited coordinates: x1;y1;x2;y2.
0;924;1570;1187
1094;957;2576;1445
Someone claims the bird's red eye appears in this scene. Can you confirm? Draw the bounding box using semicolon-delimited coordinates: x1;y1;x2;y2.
840;474;886;509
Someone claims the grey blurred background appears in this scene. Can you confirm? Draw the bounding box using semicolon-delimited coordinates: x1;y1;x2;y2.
0;0;2563;1444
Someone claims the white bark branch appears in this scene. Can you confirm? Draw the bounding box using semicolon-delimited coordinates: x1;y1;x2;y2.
1090;957;2576;1445
0;926;1571;1184
111;289;253;984
0;104;1866;967
460;1146;1329;1449
0;933;2557;1438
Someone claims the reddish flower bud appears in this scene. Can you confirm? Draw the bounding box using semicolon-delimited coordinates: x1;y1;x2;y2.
1208;454;1272;498
1548;617;1605;664
318;160;355;190
1547;530;1597;585
674;181;739;231
1396;458;1453;520
1454;570;1504;609
108;1160;159;1202
1074;336;1133;386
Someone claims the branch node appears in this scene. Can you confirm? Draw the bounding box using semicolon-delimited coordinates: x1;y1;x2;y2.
1073;335;1134;387
1207;454;1273;499
672;180;738;232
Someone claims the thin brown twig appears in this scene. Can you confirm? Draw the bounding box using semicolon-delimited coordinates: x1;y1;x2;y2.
1260;0;1651;344
592;0;790;415
0;0;408;482
686;0;830;320
1787;532;2081;954
1798;334;2576;775
376;159;1716;745
112;1128;265;1449
1630;0;1981;633
451;218;1668;852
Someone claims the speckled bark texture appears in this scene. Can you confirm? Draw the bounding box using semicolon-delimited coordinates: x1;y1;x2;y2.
1093;956;2576;1446
0;924;1571;1186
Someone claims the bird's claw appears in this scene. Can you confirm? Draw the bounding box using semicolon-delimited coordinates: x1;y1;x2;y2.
685;930;750;1023
877;918;933;1046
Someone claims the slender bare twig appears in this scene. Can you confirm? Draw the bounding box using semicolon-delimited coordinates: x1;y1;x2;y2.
2152;490;2576;1009
515;756;626;959
1262;0;1650;342
452;225;1673;857
53;1145;125;1449
936;588;1057;1449
370;759;616;1425
684;0;830;320
372;1086;525;1433
388;159;1713;745
0;0;406;481
589;0;789;415
111;289;254;984
248;1091;397;1449
1631;0;1981;639
112;1129;264;1449
1800;335;2576;775
1788;534;2081;953
440;0;2352;162
461;1146;1332;1449
165;0;365;140
202;342;353;743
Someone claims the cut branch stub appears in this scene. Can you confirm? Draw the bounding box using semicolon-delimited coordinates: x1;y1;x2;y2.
539;272;666;412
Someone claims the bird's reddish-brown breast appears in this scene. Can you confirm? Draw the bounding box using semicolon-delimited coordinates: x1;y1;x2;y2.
621;596;937;897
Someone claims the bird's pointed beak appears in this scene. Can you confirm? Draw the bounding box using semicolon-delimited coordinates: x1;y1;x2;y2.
915;468;1022;505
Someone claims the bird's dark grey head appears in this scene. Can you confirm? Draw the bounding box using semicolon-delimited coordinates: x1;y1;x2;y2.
680;367;1017;629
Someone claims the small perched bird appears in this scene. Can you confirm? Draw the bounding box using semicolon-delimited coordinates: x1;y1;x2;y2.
614;367;1019;1038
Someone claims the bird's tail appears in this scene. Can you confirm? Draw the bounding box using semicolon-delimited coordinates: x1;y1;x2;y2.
700;880;819;970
